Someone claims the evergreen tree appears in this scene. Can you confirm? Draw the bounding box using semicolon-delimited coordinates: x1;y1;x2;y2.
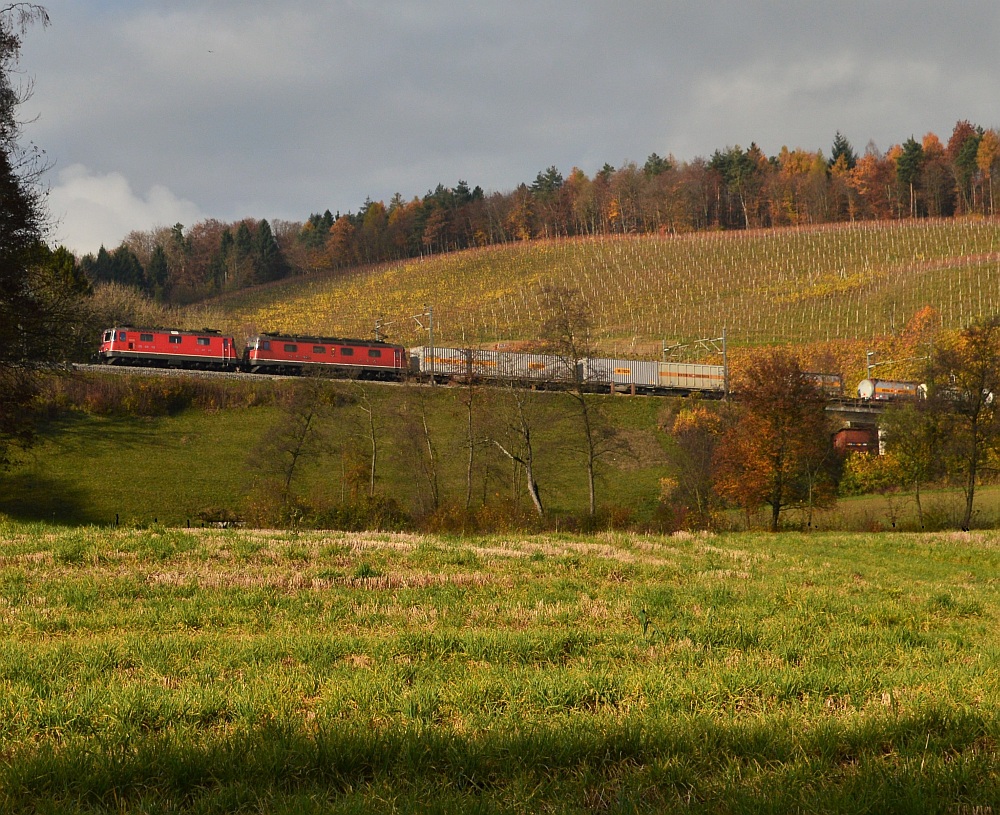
530;166;564;198
896;137;924;217
209;228;234;291
643;152;672;176
79;246;113;284
254;218;287;283
829;131;857;170
80;244;145;289
0;4;89;468
147;243;169;300
110;244;145;289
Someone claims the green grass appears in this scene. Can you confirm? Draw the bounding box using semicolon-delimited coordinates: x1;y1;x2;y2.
1;523;999;811
818;484;1000;532
9;373;1000;532
1;378;673;527
210;220;1000;353
1;409;270;526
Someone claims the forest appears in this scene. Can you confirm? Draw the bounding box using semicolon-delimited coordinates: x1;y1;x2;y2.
78;121;1000;305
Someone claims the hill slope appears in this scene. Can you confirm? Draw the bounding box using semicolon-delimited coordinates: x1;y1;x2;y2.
211;219;1000;355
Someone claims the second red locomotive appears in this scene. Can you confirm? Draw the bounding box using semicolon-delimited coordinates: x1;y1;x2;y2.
243;332;408;379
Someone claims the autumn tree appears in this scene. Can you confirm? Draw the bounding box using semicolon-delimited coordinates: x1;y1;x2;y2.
326;215;357;268
926;316;1000;530
771;147;827;225
977;128;1000;215
662;402;723;528
850;143;895;219
920;132;954;218
713;351;837;531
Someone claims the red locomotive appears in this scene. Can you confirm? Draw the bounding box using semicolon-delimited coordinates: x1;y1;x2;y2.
243;332;408;378
98;327;240;370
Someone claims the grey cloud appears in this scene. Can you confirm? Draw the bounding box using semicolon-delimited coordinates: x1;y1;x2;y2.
17;0;1000;253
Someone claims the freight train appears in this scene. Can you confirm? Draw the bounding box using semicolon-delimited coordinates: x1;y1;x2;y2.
97;326;847;397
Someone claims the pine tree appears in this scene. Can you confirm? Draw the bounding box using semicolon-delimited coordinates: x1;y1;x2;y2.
829;131;857;170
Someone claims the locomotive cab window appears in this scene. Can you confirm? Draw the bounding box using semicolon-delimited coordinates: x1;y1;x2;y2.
340;347;354;356
284;344;298;352
368;349;382;358
118;331;126;341
140;333;153;342
312;346;326;354
197;337;211;346
103;331;112;342
169;336;182;344
259;340;270;351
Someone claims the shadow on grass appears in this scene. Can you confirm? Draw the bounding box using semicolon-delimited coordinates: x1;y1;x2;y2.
0;471;104;525
0;710;997;813
1;413;196;526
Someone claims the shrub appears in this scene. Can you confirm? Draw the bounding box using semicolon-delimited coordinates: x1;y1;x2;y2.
839;452;904;496
38;372;286;417
312;497;411;532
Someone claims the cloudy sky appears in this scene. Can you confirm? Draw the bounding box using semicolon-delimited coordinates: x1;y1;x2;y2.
16;1;1000;255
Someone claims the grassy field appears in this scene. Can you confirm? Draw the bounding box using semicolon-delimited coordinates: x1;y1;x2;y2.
209;220;1000;361
8;371;1000;533
1;375;673;528
0;521;998;812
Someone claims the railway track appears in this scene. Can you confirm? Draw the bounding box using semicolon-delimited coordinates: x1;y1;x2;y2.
72;363;294;382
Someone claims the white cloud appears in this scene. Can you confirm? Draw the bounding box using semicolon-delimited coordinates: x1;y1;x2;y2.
46;164;205;256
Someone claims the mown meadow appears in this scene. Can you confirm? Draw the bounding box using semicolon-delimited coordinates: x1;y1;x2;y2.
211;220;1000;363
0;522;998;812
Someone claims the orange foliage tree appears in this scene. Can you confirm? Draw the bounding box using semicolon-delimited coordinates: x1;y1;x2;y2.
713;350;838;531
663;403;724;528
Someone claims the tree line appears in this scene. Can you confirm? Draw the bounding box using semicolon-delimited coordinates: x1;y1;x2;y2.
85;119;1000;305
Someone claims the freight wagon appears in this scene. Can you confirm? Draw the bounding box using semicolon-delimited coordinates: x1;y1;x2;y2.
413;347;727;395
410;346;574;384
857;378;925;401
582;358;726;394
